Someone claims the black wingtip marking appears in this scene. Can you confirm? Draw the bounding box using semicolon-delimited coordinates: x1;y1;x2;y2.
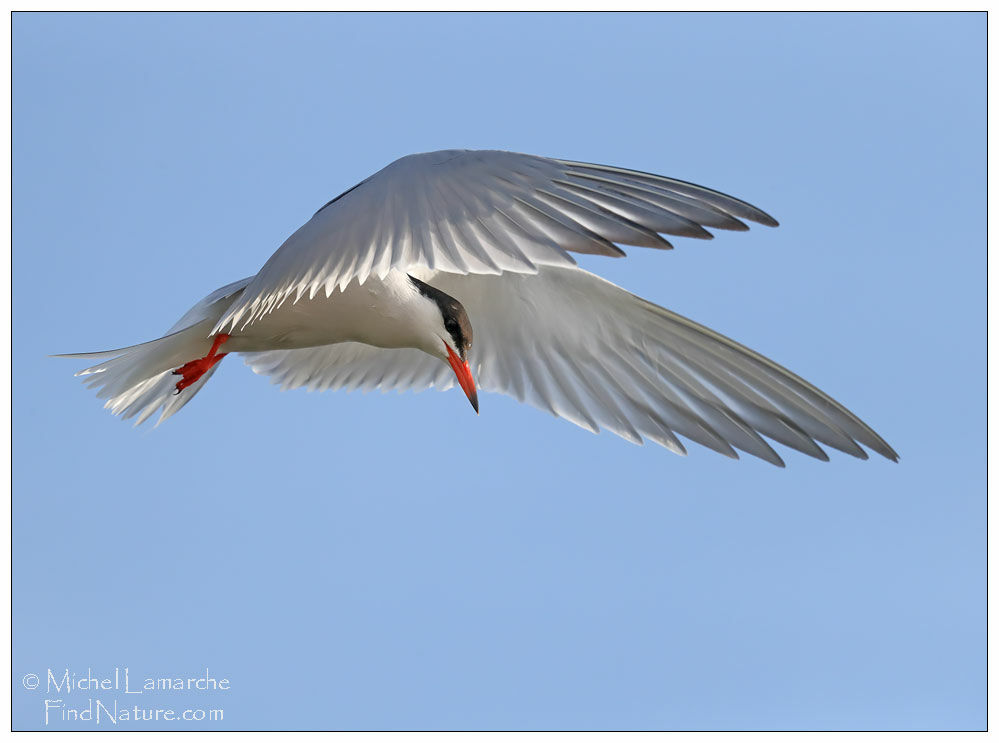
313;177;370;217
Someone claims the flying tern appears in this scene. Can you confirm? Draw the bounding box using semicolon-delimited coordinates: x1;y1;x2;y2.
59;149;897;466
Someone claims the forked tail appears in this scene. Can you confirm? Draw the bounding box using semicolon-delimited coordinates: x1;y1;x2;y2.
55;320;227;425
55;277;252;426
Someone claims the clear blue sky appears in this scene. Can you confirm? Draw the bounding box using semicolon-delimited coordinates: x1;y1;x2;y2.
13;12;984;731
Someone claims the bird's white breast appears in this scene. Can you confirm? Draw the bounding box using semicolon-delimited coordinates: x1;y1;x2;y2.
222;270;439;354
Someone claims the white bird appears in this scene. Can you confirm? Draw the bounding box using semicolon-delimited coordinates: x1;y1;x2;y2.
58;149;897;466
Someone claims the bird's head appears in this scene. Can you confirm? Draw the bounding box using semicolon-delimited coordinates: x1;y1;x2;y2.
409;275;478;413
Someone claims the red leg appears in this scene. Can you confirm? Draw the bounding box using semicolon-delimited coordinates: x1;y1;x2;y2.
172;334;230;394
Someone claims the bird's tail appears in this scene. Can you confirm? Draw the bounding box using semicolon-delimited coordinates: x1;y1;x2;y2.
54;319;226;426
55;277;252;426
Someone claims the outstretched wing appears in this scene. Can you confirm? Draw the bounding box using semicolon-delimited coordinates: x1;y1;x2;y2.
215;149;777;333
243;343;454;395
242;266;897;466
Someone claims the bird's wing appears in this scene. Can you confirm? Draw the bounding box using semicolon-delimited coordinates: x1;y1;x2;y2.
242;266;897;466
215;149;777;333
243;342;454;395
166;276;253;334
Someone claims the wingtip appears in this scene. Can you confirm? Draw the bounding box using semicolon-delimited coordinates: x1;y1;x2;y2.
755;447;786;468
874;438;900;463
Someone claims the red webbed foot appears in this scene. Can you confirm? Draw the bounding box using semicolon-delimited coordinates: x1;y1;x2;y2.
172;334;230;394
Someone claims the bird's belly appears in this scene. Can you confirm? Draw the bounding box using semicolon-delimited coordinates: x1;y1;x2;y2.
222;273;422;353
